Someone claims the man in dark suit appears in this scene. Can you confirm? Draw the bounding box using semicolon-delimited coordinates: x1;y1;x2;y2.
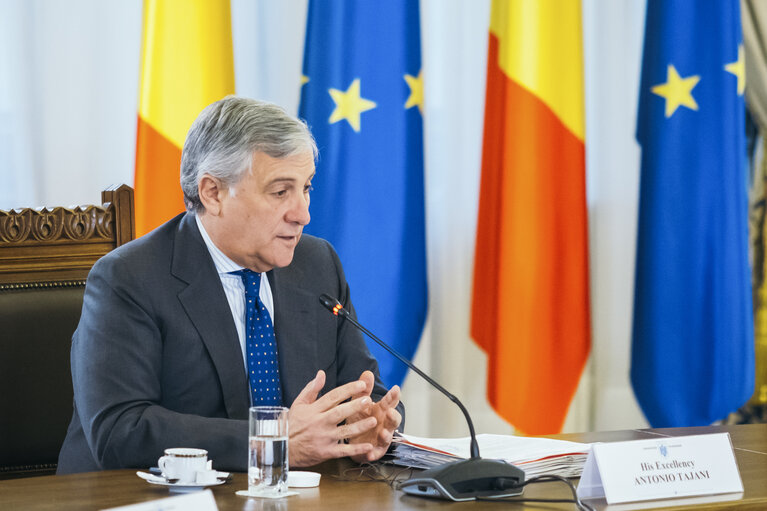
57;97;403;474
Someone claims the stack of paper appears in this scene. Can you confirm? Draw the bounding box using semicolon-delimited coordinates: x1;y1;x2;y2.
391;433;591;478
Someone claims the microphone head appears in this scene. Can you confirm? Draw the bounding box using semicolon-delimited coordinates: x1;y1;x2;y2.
319;294;345;316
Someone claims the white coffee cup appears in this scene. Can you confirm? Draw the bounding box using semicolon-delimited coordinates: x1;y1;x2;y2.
157;448;208;484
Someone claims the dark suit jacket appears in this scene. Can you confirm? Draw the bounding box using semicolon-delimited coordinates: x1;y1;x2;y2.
57;213;402;474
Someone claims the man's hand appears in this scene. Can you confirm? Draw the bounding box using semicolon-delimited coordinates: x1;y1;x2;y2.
287;370;379;467
347;370;402;463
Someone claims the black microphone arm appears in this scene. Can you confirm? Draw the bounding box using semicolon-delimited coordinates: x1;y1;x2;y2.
319;294;480;458
318;294;525;502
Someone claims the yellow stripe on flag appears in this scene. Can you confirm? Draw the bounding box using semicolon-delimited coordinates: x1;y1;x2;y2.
490;0;584;140
135;0;234;236
139;0;234;148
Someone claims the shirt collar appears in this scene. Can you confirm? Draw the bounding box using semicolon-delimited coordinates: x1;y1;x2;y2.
195;213;246;275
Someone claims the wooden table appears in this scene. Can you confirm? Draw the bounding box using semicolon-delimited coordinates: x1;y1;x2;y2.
1;424;765;510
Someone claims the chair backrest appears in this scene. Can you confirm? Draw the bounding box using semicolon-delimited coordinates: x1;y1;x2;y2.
0;184;135;479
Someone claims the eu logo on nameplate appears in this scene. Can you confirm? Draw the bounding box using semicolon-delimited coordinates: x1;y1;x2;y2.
576;433;743;505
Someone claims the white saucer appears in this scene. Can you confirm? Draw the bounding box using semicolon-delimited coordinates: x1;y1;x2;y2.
136;471;227;492
148;478;226;492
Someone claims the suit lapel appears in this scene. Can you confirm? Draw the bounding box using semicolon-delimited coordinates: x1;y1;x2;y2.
171;213;250;419
269;266;321;405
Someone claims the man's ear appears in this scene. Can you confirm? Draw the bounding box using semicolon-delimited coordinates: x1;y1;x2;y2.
198;175;225;216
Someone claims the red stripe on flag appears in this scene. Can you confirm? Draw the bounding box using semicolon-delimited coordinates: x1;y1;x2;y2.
134;116;185;236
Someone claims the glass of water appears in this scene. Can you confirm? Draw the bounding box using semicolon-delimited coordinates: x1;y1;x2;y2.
248;406;289;496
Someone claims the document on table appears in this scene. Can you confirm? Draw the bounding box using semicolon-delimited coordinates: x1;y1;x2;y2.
391;433;591;478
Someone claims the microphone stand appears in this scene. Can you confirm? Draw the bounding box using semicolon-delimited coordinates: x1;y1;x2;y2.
319;294;525;501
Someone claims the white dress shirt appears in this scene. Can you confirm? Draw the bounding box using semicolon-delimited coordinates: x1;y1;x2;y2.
195;214;275;379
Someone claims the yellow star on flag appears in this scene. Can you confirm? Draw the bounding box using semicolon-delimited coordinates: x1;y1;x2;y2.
404;70;423;113
725;45;745;95
651;64;700;118
328;78;377;132
301;75;310;86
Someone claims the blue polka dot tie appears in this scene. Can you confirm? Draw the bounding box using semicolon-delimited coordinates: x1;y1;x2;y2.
230;269;282;406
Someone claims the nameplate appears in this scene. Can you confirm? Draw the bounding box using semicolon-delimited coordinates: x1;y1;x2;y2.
101;489;218;511
577;433;743;504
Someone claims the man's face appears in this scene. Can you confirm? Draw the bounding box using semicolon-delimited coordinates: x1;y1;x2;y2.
206;150;315;272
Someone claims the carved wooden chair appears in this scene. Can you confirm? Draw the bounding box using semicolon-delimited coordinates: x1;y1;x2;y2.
0;184;135;479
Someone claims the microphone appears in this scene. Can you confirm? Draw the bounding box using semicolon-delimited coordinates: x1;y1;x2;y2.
319;294;525;501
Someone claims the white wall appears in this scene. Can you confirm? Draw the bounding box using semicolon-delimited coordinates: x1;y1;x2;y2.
583;0;649;431
0;0;141;209
0;0;652;437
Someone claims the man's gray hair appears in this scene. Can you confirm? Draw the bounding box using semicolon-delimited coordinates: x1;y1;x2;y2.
180;95;318;212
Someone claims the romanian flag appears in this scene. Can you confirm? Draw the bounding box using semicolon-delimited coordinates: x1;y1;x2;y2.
471;0;591;434
631;0;753;427
134;0;234;236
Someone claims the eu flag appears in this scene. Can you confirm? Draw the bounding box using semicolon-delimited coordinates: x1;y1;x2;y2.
298;1;427;387
632;0;754;426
